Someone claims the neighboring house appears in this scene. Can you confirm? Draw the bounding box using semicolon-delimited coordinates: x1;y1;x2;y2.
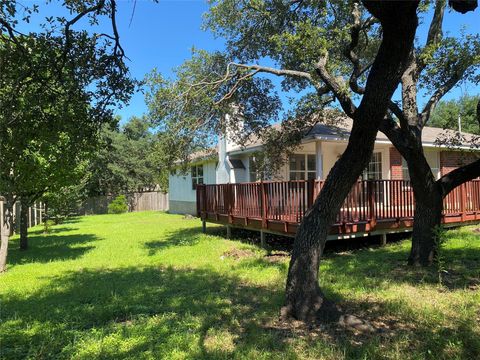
168;117;479;215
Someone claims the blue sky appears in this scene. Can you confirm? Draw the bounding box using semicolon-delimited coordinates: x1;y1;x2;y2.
18;1;480;123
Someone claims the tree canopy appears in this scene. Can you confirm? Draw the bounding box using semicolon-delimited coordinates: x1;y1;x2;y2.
86;116;166;197
429;95;480;135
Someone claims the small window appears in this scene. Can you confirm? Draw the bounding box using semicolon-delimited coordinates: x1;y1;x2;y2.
191;164;203;189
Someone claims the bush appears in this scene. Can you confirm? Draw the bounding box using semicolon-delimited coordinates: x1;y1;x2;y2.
107;195;129;214
43;219;56;234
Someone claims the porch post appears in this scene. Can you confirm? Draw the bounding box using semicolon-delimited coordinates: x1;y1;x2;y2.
315;141;323;180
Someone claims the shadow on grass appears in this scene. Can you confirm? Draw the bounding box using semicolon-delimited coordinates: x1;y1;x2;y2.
8;233;99;265
147;224;480;291
2;264;479;359
0;266;285;359
28;226;79;236
144;226;227;255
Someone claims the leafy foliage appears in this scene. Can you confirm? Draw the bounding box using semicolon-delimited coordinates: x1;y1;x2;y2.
0;0;135;206
430;95;480;135
145;1;384;175
86;116;166;196
0;0;135;270
107;195;128;214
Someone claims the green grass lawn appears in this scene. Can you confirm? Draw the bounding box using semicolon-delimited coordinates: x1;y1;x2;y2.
0;212;479;359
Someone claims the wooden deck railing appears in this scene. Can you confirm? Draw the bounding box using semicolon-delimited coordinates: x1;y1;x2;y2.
197;179;480;236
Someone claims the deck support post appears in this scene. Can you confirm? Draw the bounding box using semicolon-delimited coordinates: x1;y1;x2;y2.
202;219;206;233
315;141;323;180
226;225;232;239
380;233;387;246
260;230;266;249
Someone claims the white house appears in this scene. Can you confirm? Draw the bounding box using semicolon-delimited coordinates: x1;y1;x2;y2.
168;117;479;215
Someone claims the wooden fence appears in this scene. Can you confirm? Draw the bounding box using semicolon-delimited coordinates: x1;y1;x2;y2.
0;200;45;233
80;191;169;215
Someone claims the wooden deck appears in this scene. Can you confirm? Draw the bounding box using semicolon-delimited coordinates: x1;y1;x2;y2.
196;179;480;239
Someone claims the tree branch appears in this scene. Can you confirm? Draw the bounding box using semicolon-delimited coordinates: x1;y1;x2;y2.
230;62;319;84
388;100;410;130
400;52;419;125
314;53;357;117
439;158;480;196
426;0;446;47
379;115;410;152
419;67;466;126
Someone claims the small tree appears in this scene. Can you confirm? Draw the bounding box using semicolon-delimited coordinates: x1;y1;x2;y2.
0;0;134;271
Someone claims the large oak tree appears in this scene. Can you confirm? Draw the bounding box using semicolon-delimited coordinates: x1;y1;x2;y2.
146;0;476;322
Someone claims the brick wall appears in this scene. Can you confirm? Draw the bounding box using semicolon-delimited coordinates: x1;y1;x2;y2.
389;147;403;180
440;151;479;176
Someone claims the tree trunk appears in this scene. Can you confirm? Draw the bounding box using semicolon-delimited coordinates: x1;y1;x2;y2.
19;198;29;251
0;196;15;273
282;1;420;322
283;129;376;322
408;185;443;266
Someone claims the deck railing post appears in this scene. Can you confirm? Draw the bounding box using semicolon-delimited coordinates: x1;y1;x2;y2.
228;183;234;223
261;181;267;229
460;183;466;221
196;184;201;217
307;179;315;209
367;180;376;229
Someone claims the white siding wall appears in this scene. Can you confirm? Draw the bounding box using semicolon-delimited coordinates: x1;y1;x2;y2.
230;154;249;183
169;160;217;203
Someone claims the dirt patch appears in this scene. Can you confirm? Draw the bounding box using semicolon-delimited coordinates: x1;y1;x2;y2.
222;248;256;260
264;252;290;263
473;228;480;234
266;298;415;345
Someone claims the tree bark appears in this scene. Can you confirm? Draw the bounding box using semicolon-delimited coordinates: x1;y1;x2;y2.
19;198;29;251
408;157;480;266
0;196;15;273
408;183;443;266
282;1;420;322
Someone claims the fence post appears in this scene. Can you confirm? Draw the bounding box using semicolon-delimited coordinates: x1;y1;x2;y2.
460;183;466;222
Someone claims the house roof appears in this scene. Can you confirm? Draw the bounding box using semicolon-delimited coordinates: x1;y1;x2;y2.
192;115;479;161
304;117;478;146
228;116;478;153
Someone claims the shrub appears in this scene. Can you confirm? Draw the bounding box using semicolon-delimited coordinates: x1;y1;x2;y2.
43;219;56;234
107;195;128;214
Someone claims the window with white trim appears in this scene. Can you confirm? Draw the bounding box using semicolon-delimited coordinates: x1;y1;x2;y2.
402;152;440;180
289;154;316;180
191;164;203;189
249;156;261;182
363;152;383;180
